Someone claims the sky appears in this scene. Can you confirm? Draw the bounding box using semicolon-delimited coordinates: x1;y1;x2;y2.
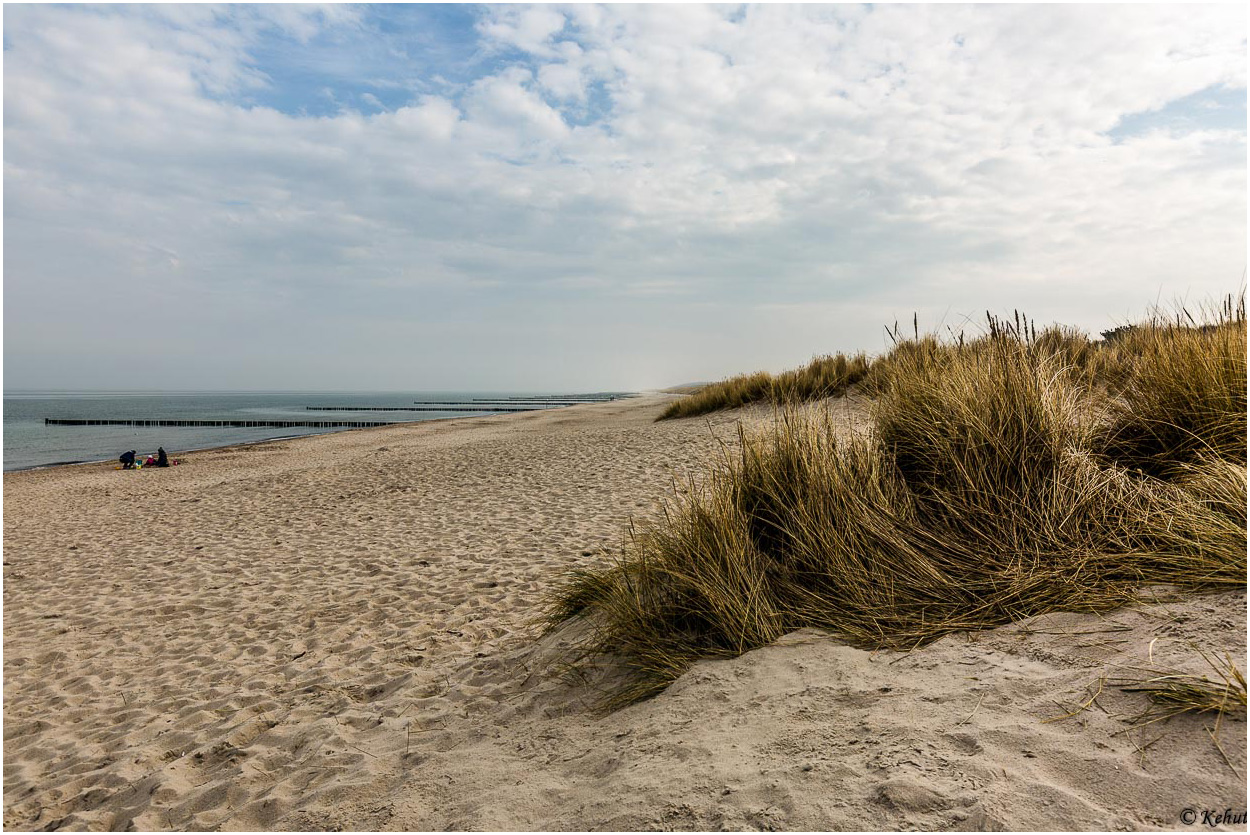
2;3;1247;392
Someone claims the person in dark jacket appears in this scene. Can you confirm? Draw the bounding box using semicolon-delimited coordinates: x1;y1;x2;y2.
156;447;169;467
119;450;137;469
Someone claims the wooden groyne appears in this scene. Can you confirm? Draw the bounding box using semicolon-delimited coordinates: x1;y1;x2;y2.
493;396;626;402
402;399;626;406
471;400;610;405
401;400;576;406
307;406;544;413
45;419;400;428
400;397;628;405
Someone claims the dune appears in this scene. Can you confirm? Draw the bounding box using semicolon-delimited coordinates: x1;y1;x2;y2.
3;394;1244;831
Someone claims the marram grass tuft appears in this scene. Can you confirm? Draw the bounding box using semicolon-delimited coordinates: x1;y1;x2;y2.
657;353;871;420
549;299;1248;709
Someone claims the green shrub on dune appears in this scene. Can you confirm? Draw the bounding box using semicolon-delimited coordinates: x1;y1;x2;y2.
548;299;1248;708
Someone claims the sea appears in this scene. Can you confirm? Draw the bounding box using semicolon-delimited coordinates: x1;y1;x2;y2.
3;390;627;472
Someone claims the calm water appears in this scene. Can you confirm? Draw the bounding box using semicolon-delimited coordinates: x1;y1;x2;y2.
3;391;624;471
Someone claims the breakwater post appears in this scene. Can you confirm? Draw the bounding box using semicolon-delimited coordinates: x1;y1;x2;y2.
45;419;401;428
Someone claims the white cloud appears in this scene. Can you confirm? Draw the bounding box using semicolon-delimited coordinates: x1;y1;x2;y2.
382;96;461;141
536;61;585;102
461;66;570;143
3;4;1246;390
477;6;569;58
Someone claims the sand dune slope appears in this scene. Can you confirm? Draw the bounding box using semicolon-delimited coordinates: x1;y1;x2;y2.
363;589;1245;832
4;394;1244;831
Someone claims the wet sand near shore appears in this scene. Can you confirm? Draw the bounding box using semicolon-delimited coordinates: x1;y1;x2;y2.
3;393;1244;831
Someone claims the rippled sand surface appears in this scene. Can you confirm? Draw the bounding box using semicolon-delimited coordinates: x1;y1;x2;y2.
4;393;1243;831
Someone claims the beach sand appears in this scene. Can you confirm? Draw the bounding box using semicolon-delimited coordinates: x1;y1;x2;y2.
3;394;1244;831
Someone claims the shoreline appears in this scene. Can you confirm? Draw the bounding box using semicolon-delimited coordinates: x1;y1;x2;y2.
6;431;402;475
4;391;644;474
5;421;443;475
4;398;645;474
3;392;1244;831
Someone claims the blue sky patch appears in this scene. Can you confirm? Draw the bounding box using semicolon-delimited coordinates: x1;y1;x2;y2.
1108;83;1247;142
237;5;499;117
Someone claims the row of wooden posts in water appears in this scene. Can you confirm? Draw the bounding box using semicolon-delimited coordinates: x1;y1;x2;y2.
45;395;634;428
45;418;401;428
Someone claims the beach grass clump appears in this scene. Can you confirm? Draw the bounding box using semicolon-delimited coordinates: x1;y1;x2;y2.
1097;297;1246;478
657;370;775;419
657;352;871;420
872;329;1082;527
1114;651;1247;726
1111;649;1246;775
772;352;872;403
546;299;1248;708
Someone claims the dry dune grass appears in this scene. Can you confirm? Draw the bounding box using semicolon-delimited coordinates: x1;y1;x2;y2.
1115;653;1247;727
1098;298;1248;477
548;298;1248;708
658;352;872;420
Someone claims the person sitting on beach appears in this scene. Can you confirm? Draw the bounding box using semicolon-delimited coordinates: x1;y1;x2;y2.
144;455;157;467
156;447;169;468
119;450;136;469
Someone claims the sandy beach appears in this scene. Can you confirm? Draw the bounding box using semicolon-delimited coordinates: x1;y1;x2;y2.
3;394;1245;831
